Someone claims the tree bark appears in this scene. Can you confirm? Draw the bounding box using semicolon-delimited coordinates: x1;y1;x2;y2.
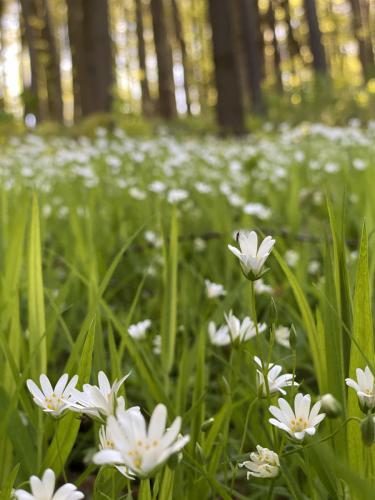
66;0;113;117
349;0;374;81
266;0;283;91
39;0;63;121
171;0;191;115
239;0;265;114
303;0;328;74
208;0;246;135
150;0;177;119
134;0;153;115
19;0;48;121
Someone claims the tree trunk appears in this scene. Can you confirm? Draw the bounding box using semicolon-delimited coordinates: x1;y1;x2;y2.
150;0;177;119
303;0;328;74
134;0;153;115
239;0;265;114
19;0;48;121
66;0;84;120
67;0;113;118
349;0;374;81
39;0;63;121
208;0;246;135
266;1;283;91
171;0;191;115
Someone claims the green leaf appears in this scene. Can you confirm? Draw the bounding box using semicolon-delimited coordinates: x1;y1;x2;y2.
28;194;47;378
347;222;375;479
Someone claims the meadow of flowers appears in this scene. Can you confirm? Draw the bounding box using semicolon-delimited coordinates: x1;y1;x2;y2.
1;121;375;498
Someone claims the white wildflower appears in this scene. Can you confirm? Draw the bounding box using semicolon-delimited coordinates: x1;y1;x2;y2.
93;403;189;477
26;373;78;417
346;366;375;412
239;446;280;479
269;393;325;441
228;230;275;280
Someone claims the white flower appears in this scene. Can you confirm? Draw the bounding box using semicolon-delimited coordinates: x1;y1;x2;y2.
275;326;291;349
13;468;84;500
205;279;226;299
239;445;280;479
346;366;375;412
68;371;129;419
269;393;325;441
284;250;299;268
228;230;275;279
167;189;188;204
128;319;152;340
152;335;162;355
224;310;266;343
208;321;231;346
243;203;271;220
93;403;190;477
308;260;320;275
254;356;298;396
254;278;273;295
26;374;78;417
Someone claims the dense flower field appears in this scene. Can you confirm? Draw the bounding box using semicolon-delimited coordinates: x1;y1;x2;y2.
1;122;375;499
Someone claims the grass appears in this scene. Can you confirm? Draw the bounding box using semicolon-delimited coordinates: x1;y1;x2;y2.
0;122;375;498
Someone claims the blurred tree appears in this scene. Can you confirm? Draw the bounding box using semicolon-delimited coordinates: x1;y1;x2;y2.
208;0;246;135
238;0;265;114
19;0;47;121
40;0;63;121
266;0;283;91
171;0;191;115
134;0;153;116
303;0;328;75
150;0;177;119
66;0;113;118
349;0;374;81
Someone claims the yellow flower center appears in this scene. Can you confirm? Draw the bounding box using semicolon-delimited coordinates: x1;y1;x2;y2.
290;417;308;432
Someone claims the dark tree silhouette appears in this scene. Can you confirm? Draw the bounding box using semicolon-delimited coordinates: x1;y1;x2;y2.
150;0;177;119
134;0;153;116
304;0;328;74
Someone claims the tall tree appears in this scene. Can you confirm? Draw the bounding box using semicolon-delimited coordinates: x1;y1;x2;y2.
349;0;374;81
134;0;153;115
40;0;63;121
19;0;48;121
150;0;177;119
208;0;246;135
266;0;283;91
239;0;265;114
303;0;328;74
171;0;191;115
66;0;113;118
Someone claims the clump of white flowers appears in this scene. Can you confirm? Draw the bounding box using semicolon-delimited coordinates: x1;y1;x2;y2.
269;393;326;441
93;403;189;477
228;230;275;280
13;468;84;500
239;446;280;479
208;312;266;346
26;374;78;417
346;366;375;412
128;319;152;340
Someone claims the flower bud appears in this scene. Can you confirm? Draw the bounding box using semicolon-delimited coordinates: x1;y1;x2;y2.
319;394;342;418
360;415;375;447
201;417;214;432
289;324;297;350
195;442;206;464
268;297;278;325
